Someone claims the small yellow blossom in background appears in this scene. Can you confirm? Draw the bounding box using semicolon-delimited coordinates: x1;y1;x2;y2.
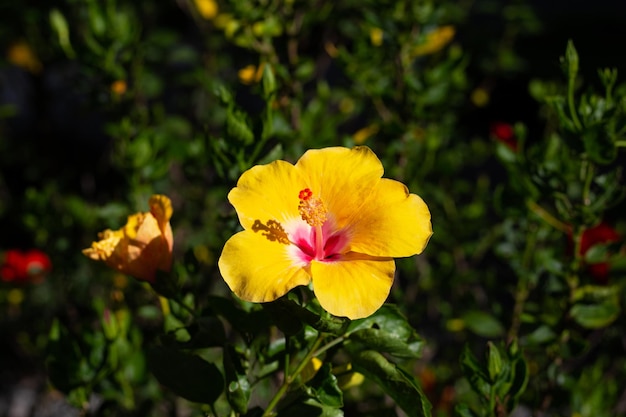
110;80;127;96
83;195;174;283
218;146;432;319
334;363;365;390
193;0;218;20
214;13;233;29
238;63;265;85
338;97;355;114
7;288;25;305
6;41;42;74
324;42;339;58
412;25;455;57
446;318;465;332
471;87;490;107
370;27;384;47
300;357;323;383
193;244;213;265
352;124;380;145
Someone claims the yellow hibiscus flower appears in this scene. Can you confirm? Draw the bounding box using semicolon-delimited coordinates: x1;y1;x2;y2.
218;147;432;319
83;195;174;283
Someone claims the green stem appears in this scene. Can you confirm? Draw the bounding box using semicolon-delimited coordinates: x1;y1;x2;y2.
312;334;348;358
580;160;595;207
526;200;569;233
262;335;324;417
615;140;626;148
567;69;582;131
507;224;538;342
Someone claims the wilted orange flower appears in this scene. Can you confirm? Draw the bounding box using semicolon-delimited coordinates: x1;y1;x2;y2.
218;146;432;319
83;195;174;282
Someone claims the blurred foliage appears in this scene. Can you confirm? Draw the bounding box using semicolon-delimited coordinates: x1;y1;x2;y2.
1;0;626;416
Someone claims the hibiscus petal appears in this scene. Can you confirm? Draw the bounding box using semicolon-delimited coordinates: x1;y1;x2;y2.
218;230;311;303
347;178;432;257
229;160;307;230
311;254;395;319
295;146;384;228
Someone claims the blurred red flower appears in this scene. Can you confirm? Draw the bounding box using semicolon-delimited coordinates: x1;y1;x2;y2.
0;249;52;283
578;222;620;283
490;121;518;151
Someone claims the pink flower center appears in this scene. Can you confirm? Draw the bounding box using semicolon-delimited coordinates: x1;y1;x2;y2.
289;189;349;263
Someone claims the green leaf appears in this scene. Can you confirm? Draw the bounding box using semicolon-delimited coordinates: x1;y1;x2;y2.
461;310;505;338
263;300;304;335
205;296;270;336
46;320;88;393
309;364;343;408
581;125;616;164
224;345;251;414
349;328;422;358
459;345;490;397
455;403;480;417
507;354;529;404
227;108;255;145
350;350;432;417
487;342;502;382
349;304;422;342
570;301;620;329
176;317;226;349
276;398;344;417
147;346;224;404
524;324;556;346
262;63;276;98
269;298;349;335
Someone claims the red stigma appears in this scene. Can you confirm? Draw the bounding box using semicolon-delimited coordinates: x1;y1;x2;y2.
299;188;313;200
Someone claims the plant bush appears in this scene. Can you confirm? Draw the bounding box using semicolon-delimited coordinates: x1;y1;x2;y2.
1;1;625;416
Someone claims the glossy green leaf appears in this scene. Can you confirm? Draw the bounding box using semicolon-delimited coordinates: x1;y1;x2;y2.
349;304;422;343
227;108;254;145
455;403;480;417
224;345;251;414
349;328;422;358
147;346;224;404
507;354;529;403
570;301;620;329
309;363;343;408
459;345;490;397
487;342;502;382
350;350;432;417
581;125;616;164
263;299;304;335
461;310;505;338
276;398;343;417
